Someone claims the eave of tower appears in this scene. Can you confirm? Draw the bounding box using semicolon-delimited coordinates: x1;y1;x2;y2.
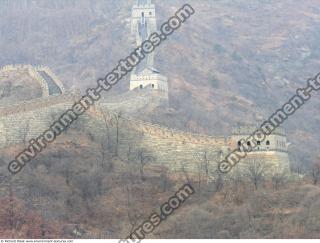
137;0;152;6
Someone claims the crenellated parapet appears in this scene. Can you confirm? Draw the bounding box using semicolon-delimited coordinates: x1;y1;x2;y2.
0;64;33;72
94;104;230;147
0;92;78;116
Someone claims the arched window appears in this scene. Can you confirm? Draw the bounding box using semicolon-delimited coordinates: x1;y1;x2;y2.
237;141;241;148
266;140;270;146
149;11;152;16
152;84;155;88
257;141;261;145
247;141;251;147
141;12;144;17
140;84;143;89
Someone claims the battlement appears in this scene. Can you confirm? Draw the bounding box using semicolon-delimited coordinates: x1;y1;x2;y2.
94;103;228;146
0;92;78;116
123;116;229;146
232;125;286;137
0;64;33;72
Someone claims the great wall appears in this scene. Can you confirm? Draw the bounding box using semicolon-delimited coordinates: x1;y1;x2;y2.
0;0;291;177
0;64;291;177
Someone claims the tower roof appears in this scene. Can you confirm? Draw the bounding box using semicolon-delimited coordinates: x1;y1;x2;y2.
136;0;152;6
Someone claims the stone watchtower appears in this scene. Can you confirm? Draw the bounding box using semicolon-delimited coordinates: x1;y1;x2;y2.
130;0;169;101
230;125;290;174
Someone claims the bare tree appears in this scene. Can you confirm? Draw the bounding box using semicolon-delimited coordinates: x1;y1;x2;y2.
160;166;169;192
311;161;320;185
100;110;111;149
196;161;202;192
126;146;133;164
136;148;155;181
212;171;224;193
63;163;72;187
98;139;113;172
180;163;192;185
201;151;210;184
125;185;138;236
114;112;122;157
230;167;243;192
21;120;30;146
291;160;304;175
183;112;193;131
196;150;221;185
246;159;267;190
271;172;287;190
0;85;4;99
194;151;209;191
95;111;114;172
0;81;12;99
1;175;15;238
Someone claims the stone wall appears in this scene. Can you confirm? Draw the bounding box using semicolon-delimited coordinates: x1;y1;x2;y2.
0;93;78;147
100;87;167;113
0;91;290;175
227;151;291;177
90;107;289;174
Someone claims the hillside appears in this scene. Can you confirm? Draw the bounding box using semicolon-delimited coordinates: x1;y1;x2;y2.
0;120;320;239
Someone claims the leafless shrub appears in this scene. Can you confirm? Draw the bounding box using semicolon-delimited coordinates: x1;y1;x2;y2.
246;159;267;190
311;161;320;185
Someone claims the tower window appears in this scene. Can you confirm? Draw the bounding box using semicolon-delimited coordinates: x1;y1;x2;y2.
247;141;251;147
141;12;144;17
140;84;143;89
237;141;241;147
149;11;152;16
257;141;261;145
266;140;270;146
152;84;155;88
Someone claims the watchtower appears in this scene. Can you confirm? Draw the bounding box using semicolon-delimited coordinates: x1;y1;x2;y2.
231;125;288;153
129;0;169;100
230;125;290;174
